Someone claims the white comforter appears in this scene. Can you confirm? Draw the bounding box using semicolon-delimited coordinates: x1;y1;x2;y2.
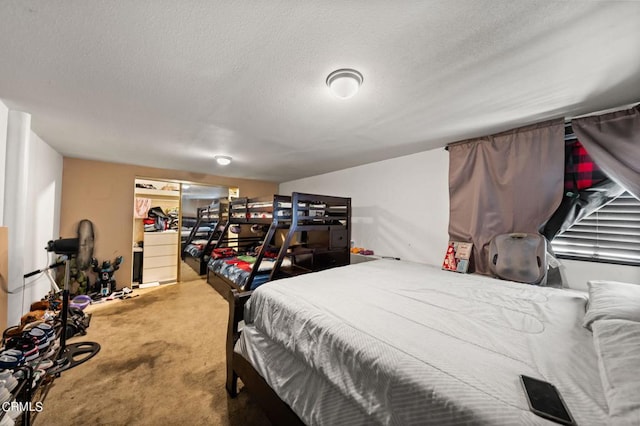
238;260;607;425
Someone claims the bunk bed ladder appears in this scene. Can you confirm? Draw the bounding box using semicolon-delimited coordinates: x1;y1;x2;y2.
182;209;204;260
242;219;279;291
213;221;232;250
270;196;300;281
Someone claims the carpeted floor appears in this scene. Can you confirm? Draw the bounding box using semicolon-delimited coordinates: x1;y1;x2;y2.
179;260;203;283
34;279;271;426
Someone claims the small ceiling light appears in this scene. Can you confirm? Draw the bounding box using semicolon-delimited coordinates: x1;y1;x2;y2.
214;155;232;166
326;68;363;99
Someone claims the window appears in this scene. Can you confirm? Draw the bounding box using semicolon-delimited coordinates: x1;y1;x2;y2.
551;191;640;266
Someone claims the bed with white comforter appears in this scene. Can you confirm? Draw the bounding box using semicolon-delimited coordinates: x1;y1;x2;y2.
237;259;609;425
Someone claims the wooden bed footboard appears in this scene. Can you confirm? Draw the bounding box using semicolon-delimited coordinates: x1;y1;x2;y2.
209;270;304;425
232;352;305;425
206;269;248;393
226;287;252;397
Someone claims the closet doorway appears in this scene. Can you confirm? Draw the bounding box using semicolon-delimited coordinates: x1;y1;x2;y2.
132;178;234;287
133;178;181;287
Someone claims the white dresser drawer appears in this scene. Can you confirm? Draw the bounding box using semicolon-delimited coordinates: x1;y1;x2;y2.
142;231;178;284
143;266;177;283
144;232;178;246
143;244;178;258
143;255;177;269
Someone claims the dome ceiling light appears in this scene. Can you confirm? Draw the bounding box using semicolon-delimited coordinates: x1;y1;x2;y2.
214;155;232;166
326;68;363;99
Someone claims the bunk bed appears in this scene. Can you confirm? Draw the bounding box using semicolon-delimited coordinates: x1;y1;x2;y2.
270;192;351;280
206;192;351;293
206;195;295;292
181;198;229;275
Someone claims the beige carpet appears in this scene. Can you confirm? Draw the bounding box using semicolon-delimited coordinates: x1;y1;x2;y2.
35;279;271;426
179;260;203;283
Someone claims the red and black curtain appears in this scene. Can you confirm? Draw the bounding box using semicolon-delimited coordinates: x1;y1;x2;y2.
541;127;624;241
541;102;640;241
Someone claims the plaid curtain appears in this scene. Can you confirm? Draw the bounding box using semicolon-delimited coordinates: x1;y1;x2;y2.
541;133;623;242
572;104;640;200
564;140;607;193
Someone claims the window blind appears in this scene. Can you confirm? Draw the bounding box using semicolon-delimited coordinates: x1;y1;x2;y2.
551;191;640;265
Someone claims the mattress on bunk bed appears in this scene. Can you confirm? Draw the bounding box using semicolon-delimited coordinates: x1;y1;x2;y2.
237;260;608;426
183;239;210;257
229;198;300;220
231;213;275;220
208;256;291;289
180;226;212;237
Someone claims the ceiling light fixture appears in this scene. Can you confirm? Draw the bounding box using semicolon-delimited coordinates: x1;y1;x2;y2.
214;155;232;166
326;68;363;99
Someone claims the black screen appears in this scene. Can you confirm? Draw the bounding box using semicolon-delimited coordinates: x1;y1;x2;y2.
520;375;573;425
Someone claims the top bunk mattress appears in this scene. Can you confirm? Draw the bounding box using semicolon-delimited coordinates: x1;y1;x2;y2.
240;259;607;425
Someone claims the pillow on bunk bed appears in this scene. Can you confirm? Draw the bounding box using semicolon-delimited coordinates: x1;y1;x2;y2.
583;280;640;330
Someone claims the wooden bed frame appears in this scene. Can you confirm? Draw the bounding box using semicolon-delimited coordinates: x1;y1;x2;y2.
205;194;294;291
209;278;305;425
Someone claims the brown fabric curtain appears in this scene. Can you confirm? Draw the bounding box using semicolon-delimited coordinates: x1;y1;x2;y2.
572;104;640;200
448;119;564;275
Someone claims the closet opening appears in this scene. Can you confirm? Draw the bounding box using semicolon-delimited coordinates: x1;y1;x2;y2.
132;178;234;287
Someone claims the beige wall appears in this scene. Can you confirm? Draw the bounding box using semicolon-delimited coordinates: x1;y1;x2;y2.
60;158;278;288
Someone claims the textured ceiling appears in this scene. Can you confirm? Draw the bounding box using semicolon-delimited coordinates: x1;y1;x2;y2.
1;1;639;182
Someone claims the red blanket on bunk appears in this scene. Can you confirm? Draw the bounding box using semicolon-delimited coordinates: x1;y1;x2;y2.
224;258;252;272
211;247;237;260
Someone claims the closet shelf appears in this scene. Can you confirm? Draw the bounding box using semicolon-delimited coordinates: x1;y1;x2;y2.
135;188;180;198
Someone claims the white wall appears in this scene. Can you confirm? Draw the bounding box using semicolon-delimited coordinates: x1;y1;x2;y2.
280;148;451;266
280;147;639;290
17;132;63;321
0;101;7;221
0;100;63;326
561;259;639;291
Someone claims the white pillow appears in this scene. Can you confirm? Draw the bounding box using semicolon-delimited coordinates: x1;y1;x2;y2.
592;319;640;424
583;280;640;330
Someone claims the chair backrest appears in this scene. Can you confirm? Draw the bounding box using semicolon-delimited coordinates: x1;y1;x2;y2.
489;233;547;284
